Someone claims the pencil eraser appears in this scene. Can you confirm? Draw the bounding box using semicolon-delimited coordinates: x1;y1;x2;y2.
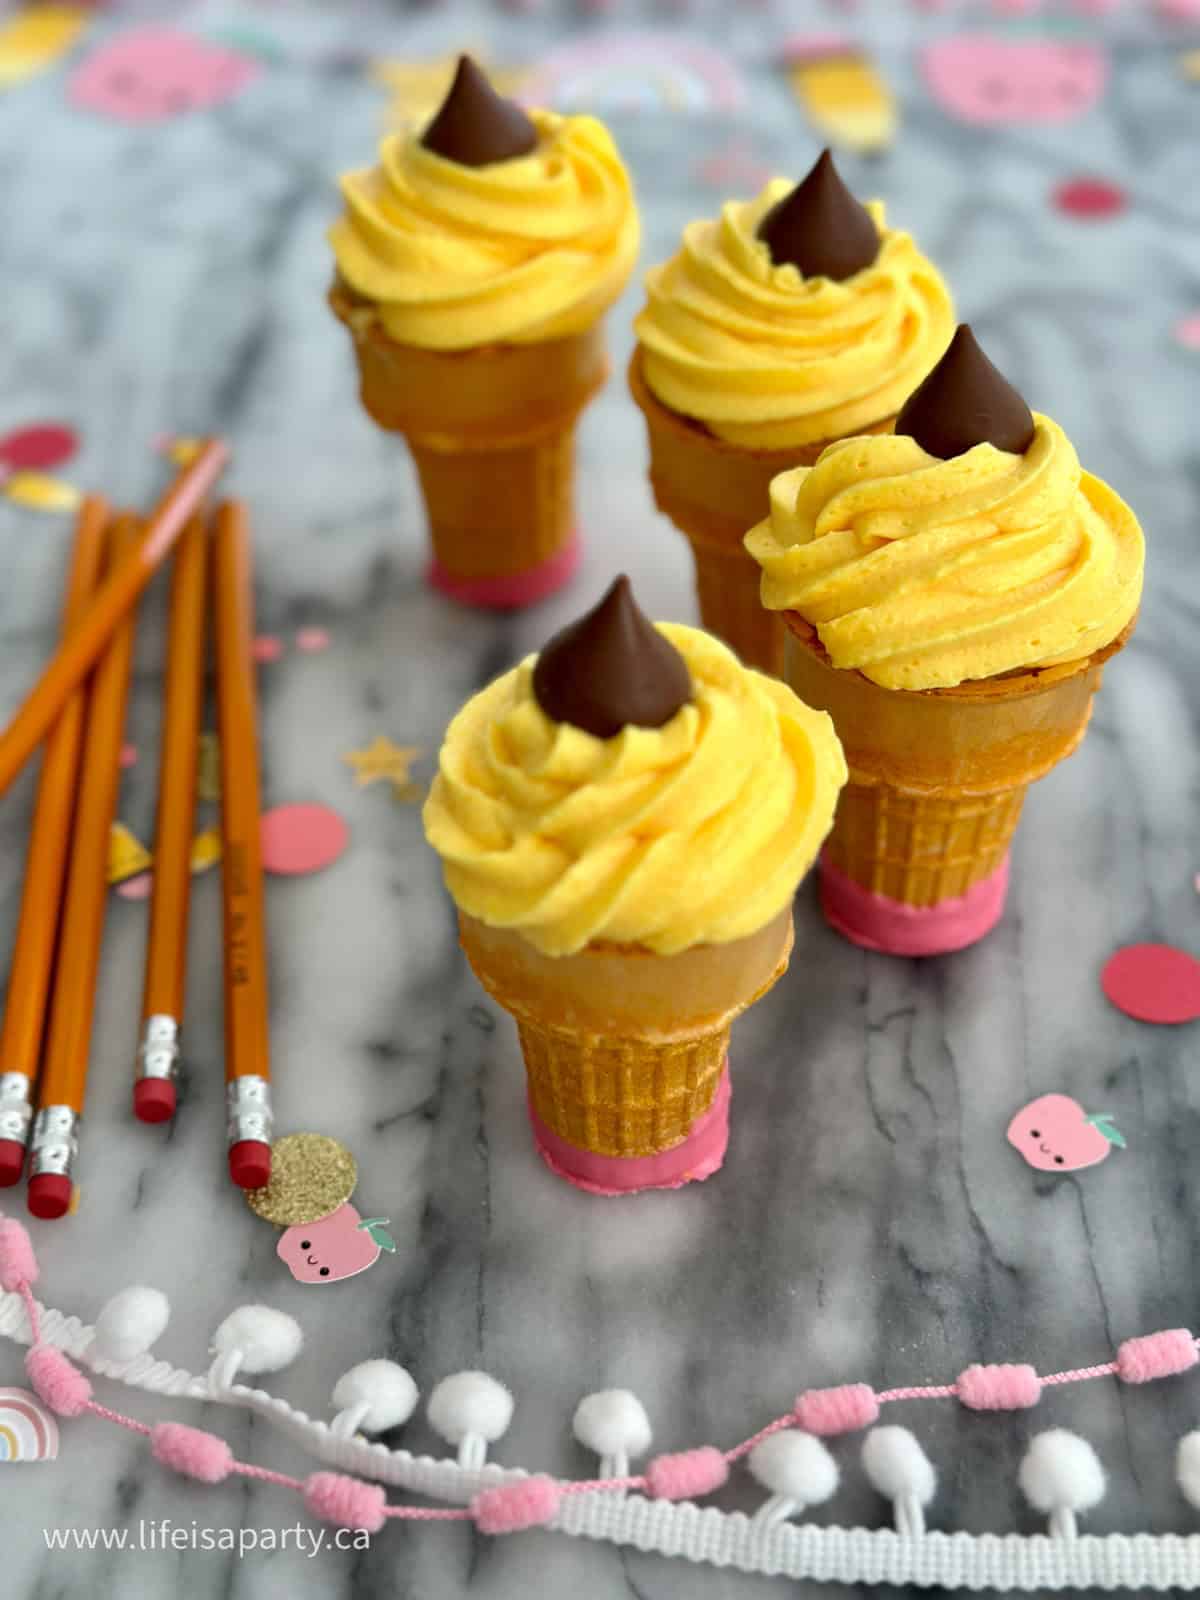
27;1173;73;1220
133;1078;176;1124
0;1139;26;1187
229;1140;271;1190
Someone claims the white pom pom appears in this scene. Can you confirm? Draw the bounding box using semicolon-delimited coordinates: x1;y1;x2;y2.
331;1360;419;1436
92;1286;170;1365
749;1431;839;1504
572;1390;653;1461
427;1371;513;1446
862;1427;937;1507
1178;1434;1200;1509
1019;1430;1106;1514
210;1306;303;1375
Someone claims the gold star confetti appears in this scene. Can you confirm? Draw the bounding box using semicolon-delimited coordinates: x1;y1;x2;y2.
4;471;82;513
190;827;222;874
107;822;152;885
0;5;89;89
1181;50;1200;83
197;730;221;801
343;735;422;790
163;436;205;467
245;1133;358;1227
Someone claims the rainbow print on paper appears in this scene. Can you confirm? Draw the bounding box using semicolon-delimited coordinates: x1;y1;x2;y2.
0;1386;59;1462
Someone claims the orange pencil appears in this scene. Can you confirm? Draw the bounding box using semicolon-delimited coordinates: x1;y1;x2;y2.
133;512;209;1125
27;514;142;1220
0;498;109;1186
0;440;228;800
212;502;272;1190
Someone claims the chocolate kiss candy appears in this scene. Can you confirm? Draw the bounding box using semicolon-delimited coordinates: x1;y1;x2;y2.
896;324;1036;458
757;148;879;280
532;576;692;739
421;54;538;168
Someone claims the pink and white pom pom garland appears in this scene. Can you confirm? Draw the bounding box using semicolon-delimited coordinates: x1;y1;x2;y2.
5;1213;1200;1588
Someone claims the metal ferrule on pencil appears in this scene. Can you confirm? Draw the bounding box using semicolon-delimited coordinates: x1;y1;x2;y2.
29;1104;80;1180
0;1071;34;1149
136;1014;180;1083
226;1075;272;1150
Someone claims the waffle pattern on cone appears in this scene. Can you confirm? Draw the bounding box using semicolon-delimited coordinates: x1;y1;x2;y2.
826;781;1026;906
410;427;575;581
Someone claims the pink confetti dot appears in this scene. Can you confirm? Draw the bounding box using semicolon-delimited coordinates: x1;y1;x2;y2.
117;872;153;901
294;627;331;654
1102;943;1200;1024
1053;177;1128;219
252;635;283;664
260;803;349;877
1175;314;1200;351
0;424;79;472
119;743;138;769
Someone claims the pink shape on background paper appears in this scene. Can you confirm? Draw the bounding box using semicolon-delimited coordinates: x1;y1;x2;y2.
252;634;283;664
117;872;153;901
277;1203;380;1284
1174;313;1200;351
261;803;348;877
0;424;78;472
1053;176;1127;219
70;28;259;125
294;627;331;654
921;36;1106;126
1006;1094;1119;1173
1102;943;1200;1024
119;742;138;769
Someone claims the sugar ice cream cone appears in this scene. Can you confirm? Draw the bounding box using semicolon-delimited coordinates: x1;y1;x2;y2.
781;614;1135;955
331;283;608;608
459;908;793;1191
629;349;890;674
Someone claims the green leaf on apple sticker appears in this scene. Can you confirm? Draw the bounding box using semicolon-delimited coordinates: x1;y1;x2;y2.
1085;1113;1127;1149
358;1217;397;1252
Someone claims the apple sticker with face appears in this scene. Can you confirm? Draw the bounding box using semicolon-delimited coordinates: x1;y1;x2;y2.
70;28;260;125
277;1204;397;1285
922;36;1106;126
1007;1094;1127;1173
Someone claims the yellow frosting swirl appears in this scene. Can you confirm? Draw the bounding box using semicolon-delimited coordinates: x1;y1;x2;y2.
633;181;954;449
422;625;847;957
745;416;1144;691
329;109;639;351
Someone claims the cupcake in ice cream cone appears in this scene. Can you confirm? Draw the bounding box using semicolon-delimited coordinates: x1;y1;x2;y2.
630;148;953;672
328;56;639;610
746;325;1144;957
422;577;846;1194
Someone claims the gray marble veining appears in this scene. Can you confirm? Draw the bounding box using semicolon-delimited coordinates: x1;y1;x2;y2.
0;2;1197;1596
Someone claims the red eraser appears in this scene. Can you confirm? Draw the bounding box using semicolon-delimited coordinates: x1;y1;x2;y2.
0;1139;26;1187
133;1078;177;1124
229;1139;271;1190
27;1172;73;1220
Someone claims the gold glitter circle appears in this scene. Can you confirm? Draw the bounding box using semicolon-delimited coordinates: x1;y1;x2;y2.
245;1133;358;1226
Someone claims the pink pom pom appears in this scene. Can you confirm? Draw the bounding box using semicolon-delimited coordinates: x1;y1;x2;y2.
25;1345;92;1417
645;1445;729;1501
956;1363;1041;1411
303;1472;387;1533
152;1422;234;1484
472;1475;561;1535
793;1383;878;1436
1116;1329;1198;1384
0;1217;38;1291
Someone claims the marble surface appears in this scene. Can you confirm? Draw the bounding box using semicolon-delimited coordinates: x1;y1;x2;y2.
1;2;1198;1595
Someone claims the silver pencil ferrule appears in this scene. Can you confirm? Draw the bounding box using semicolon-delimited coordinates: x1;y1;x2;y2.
136;1014;181;1083
29;1105;80;1180
0;1071;34;1149
226;1075;273;1149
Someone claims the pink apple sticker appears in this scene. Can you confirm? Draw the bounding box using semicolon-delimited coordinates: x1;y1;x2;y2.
1007;1094;1127;1173
921;36;1106;126
277;1203;396;1284
70;28;259;125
